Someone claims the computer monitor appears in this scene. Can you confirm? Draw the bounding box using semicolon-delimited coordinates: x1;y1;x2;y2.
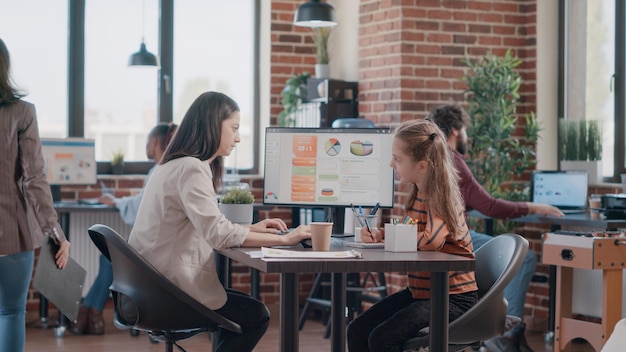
263;127;395;232
40;138;97;200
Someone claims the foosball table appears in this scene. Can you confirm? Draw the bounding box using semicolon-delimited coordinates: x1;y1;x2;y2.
542;230;626;351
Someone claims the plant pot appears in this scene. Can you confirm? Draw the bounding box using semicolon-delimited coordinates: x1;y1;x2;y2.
315;64;329;79
111;164;124;175
560;160;603;184
219;203;253;225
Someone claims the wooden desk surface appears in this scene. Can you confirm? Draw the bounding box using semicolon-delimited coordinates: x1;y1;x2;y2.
216;247;475;274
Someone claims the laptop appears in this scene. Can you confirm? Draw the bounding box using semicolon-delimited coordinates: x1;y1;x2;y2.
530;170;588;213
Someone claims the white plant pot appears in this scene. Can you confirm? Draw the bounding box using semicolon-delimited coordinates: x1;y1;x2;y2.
560;160;603;184
219;203;253;225
315;64;329;79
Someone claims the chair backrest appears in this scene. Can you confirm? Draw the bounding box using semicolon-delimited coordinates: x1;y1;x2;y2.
447;233;529;343
87;224;241;334
402;233;529;351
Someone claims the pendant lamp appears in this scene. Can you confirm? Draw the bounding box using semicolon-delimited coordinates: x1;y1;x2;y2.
294;0;337;28
129;0;159;67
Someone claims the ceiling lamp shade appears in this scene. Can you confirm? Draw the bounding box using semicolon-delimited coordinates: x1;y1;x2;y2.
294;0;337;28
129;41;158;67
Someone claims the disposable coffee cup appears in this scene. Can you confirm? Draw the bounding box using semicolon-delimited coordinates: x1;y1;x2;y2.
310;222;333;251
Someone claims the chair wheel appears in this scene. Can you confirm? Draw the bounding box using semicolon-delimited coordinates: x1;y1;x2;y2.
129;329;140;337
149;335;159;344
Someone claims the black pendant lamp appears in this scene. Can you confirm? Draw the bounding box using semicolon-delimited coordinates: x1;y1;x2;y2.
129;40;158;67
294;0;338;28
129;0;158;67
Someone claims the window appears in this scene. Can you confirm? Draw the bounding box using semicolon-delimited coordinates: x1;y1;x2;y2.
0;2;69;138
85;0;159;162
2;0;260;173
562;0;623;180
173;0;257;171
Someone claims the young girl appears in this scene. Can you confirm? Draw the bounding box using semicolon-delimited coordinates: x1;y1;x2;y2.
347;119;478;351
129;92;310;352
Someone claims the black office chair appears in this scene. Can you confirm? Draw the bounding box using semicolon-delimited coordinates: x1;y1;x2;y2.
402;233;529;352
87;224;242;352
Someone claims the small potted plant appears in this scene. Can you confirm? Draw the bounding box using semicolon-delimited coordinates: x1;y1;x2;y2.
111;150;125;175
312;27;330;78
559;119;603;183
219;188;255;225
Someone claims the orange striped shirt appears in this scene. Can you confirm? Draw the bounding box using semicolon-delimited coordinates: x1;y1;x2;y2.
405;192;477;299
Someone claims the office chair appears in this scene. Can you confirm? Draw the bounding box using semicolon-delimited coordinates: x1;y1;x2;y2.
402;233;529;352
87;224;242;352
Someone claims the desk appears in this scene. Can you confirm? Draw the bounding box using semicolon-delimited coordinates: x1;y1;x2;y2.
215;247;475;352
40;202;117;336
468;210;626;342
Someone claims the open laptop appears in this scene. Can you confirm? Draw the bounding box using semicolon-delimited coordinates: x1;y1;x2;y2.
530;170;589;213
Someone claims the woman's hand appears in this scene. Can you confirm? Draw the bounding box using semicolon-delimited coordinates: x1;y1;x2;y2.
248;218;288;233
528;202;564;217
55;240;71;269
361;227;383;243
280;225;311;246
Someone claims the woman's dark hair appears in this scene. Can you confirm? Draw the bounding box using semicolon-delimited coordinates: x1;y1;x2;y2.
0;38;25;104
149;122;178;152
160;91;239;190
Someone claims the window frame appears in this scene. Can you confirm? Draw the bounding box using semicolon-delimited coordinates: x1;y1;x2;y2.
68;0;261;175
558;0;626;182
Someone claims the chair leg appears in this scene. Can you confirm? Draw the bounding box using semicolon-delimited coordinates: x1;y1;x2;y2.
165;341;173;352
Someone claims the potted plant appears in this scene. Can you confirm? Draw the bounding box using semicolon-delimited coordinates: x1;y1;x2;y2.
278;71;311;127
312;27;330;78
111;150;125;175
462;49;539;233
219;188;255;225
559;118;603;183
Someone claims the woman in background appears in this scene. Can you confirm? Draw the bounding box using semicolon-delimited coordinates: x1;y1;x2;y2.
129;91;310;351
0;37;70;351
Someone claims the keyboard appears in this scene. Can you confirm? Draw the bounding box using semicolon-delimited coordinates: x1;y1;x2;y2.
344;242;385;249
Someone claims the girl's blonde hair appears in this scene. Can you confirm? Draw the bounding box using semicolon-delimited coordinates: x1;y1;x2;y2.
394;119;464;239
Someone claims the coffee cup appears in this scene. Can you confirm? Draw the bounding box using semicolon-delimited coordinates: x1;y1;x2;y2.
310;222;333;251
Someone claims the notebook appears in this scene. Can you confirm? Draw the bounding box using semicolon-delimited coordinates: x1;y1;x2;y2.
344;242;385;249
530;170;588;213
32;239;87;322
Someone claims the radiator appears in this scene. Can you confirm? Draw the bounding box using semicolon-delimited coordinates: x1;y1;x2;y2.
68;212;133;296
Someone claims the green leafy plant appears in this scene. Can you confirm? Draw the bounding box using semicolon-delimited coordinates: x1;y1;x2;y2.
111;150;125;166
278;71;311;127
220;188;255;204
462;49;539;233
312;27;330;64
559;119;602;161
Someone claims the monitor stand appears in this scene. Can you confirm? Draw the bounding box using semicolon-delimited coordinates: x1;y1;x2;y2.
326;206;346;236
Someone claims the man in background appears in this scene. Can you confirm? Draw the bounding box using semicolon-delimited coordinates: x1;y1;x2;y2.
426;104;563;352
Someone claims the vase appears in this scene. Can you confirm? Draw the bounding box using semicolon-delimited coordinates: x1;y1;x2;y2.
560;160;603;184
219;203;253;225
315;64;329;79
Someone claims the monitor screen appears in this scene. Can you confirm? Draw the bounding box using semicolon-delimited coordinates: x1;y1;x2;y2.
263;127;395;208
40;138;97;186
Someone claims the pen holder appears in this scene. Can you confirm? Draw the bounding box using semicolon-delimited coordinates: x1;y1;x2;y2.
384;223;417;252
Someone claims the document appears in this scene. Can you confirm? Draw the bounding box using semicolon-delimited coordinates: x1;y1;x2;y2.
257;247;362;259
33;239;87;322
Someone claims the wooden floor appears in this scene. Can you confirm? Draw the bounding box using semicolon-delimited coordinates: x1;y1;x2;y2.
24;304;596;352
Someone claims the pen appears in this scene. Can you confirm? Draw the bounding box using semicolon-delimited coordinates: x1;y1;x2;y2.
351;203;365;226
371;202;380;216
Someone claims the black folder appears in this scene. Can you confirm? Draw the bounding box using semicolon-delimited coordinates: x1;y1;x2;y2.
32;239;86;322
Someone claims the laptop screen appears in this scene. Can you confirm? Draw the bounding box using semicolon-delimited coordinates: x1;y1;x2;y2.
530;171;588;209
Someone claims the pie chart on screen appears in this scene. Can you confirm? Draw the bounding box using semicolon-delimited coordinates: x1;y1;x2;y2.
350;140;374;156
324;138;341;156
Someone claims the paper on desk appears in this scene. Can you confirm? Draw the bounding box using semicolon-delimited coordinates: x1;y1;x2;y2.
259;247;362;259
